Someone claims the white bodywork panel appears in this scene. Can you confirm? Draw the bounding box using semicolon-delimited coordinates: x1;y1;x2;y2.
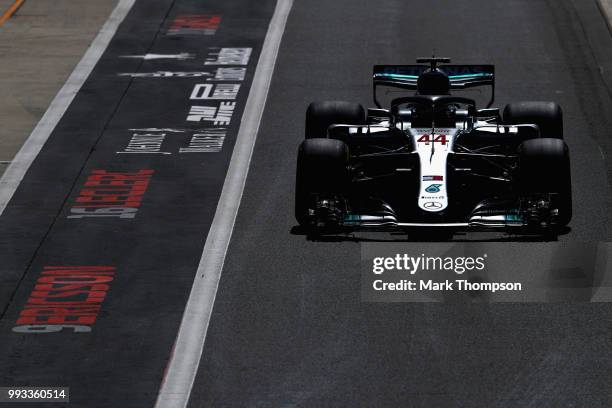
350;119;519;214
409;127;458;212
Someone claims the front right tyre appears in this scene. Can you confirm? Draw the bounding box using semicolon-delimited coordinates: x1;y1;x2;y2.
516;138;572;226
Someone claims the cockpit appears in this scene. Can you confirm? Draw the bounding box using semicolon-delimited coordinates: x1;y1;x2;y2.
391;96;475;129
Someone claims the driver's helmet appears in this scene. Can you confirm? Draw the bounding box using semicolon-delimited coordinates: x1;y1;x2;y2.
417;69;450;95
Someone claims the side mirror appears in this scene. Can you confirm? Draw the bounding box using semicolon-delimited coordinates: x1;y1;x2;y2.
367;108;394;126
476;108;500;119
328;124;369;140
367;108;391;119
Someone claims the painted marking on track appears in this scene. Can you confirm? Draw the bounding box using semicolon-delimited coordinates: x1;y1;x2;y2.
67;170;154;219
12;266;117;334
167;14;222;36
153;0;294;407
0;0;136;215
0;0;25;26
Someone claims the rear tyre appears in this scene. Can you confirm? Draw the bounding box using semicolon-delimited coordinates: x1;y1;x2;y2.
305;101;365;139
517;138;572;226
295;138;349;227
504;101;563;139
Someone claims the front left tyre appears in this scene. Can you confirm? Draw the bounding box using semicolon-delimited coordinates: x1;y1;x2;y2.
295;138;348;227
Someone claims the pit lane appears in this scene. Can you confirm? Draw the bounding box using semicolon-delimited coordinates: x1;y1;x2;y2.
0;0;611;407
0;0;276;406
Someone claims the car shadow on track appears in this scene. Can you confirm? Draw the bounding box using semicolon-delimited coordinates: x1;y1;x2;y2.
290;226;572;243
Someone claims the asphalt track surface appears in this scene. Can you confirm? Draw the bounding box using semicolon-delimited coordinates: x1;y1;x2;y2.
190;0;612;407
1;0;612;407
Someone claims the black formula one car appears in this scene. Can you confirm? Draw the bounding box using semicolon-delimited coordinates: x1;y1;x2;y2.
295;57;572;235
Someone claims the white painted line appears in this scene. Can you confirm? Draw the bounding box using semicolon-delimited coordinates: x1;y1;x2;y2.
598;0;612;33
120;52;195;60
0;0;136;215
154;0;293;407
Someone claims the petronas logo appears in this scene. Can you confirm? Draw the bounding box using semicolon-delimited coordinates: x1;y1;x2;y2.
425;184;442;193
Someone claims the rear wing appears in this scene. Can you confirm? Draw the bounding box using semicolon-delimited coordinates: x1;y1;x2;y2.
372;64;495;108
